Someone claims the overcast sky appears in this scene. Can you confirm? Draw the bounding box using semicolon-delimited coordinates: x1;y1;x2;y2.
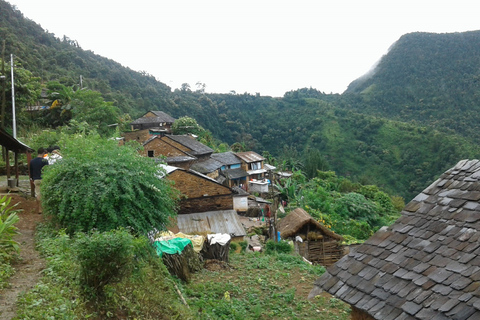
6;0;480;97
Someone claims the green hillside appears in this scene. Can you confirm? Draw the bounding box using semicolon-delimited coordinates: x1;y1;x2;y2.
343;31;480;141
2;0;480;200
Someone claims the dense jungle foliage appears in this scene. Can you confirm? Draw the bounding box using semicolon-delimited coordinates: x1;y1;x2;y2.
2;0;480;200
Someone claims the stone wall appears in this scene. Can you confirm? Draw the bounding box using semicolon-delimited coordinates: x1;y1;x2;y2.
169;170;231;198
179;194;233;214
142;138;186;158
123;129;151;144
168;170;233;214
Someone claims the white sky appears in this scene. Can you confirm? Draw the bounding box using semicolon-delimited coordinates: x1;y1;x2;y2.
6;0;480;97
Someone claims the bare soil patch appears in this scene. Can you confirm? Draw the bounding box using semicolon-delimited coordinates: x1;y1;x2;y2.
0;193;46;320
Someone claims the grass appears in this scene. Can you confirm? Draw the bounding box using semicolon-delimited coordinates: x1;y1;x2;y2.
11;224;350;320
182;252;351;320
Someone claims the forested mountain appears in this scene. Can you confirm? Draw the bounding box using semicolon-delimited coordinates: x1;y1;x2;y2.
343;31;480;142
2;0;480;200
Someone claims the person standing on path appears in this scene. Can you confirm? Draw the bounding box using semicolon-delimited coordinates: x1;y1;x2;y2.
29;147;48;214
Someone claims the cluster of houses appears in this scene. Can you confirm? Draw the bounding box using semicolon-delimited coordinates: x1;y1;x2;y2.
121;111;276;240
12;110;480;318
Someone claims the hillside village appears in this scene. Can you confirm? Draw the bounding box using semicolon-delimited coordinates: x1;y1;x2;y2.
4;1;480;317
6;109;480;319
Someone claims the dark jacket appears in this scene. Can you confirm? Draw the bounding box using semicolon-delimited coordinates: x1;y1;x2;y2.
30;157;48;180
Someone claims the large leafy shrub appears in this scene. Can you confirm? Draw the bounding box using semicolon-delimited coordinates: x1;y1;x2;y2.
42;134;179;235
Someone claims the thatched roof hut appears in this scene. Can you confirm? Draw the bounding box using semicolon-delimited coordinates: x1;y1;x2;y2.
278;208;342;240
278;208;344;266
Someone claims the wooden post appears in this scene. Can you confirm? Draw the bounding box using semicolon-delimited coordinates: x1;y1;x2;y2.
26;151;34;197
5;148;10;178
14;151;19;186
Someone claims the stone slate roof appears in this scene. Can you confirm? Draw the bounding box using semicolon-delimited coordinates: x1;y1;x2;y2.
190;158;223;174
232;186;249;197
131;111;175;125
166;135;213;156
223;168;248;180
312;159;480;320
211;152;241;166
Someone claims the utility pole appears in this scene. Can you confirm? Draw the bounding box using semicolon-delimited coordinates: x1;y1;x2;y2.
1;41;6;163
1;40;5;130
11;54;16;138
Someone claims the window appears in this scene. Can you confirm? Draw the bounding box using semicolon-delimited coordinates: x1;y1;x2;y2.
147;150;154;157
251;162;261;170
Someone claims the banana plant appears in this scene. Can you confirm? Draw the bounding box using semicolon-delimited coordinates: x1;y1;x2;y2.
0;195;20;258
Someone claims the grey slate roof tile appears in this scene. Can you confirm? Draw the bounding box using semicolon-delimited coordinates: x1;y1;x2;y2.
413;290;433;304
451;277;473;290
452;306;477;319
402;301;423;315
431;284;453;295
313;159;480;319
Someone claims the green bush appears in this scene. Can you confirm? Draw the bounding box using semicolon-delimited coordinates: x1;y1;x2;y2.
229;242;239;252
74;229;136;299
42;134;179;235
265;240;293;254
238;241;248;252
17;226;194;319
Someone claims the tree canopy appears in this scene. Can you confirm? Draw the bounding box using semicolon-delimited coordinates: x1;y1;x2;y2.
41;134;179;235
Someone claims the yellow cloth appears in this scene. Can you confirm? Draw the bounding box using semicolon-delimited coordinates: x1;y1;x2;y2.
154;231;205;253
174;232;205;253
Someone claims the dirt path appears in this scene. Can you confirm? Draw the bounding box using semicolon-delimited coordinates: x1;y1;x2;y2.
0;193;46;320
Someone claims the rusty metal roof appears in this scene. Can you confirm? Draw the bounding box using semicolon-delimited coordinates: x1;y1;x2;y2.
235;151;265;163
176;210;246;237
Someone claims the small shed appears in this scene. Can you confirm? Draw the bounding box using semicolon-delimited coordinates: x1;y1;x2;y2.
232;186;249;213
277;208;344;266
0;128;34;193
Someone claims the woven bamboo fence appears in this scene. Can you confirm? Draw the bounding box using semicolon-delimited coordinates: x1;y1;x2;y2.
305;239;344;266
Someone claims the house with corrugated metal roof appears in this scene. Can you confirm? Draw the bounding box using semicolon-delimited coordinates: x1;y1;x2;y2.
175;210;246;241
235;151;268;192
310;159;480;320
